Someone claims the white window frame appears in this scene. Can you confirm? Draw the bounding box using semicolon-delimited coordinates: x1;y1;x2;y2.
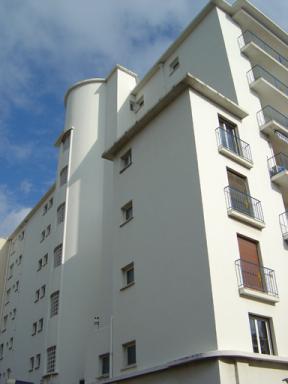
249;314;274;355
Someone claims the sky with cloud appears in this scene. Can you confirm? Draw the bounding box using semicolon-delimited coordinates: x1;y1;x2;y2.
0;0;287;237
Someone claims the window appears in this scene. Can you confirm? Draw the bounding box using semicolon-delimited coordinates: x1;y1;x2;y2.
35;289;40;303
15;281;19;292
43;204;48;215
2;315;8;332
18;254;22;265
121;263;135;289
29;356;34;372
38;318;44;333
59;166;68;186
120;149;132;173
99;353;110;377
249;315;274;355
50;291;60;317
121;201;133;226
43;254;48;266
35;354;41;369
7;369;11;379
48;198;53;209
18;230;24;241
54;244;63;267
40;285;46;299
0;344;3;359
8;338;13;350
5;289;10;305
12;309;16;320
62;132;70;151
46;346;56;373
169;56;179;74
8;263;14;279
130;96;144;113
40;230;45;242
46;224;51;237
57;203;65;224
32;322;37;335
123;341;136;367
38;259;43;271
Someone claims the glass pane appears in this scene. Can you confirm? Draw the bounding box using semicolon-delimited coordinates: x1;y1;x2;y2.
102;355;110;375
249;317;259;353
126;269;134;285
127;344;136;365
257;319;271;354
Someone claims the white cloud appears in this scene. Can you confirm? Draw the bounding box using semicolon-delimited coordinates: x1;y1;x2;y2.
19;180;33;194
0;186;31;238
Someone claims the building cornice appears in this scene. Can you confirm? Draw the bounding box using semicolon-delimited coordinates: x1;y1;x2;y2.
102;73;248;161
100;350;288;384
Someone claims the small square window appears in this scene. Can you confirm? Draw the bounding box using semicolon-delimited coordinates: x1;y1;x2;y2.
8;338;13;350
121;263;135;289
12;309;16;320
32;322;37;336
46;225;51;237
5;289;10;305
15;281;19;292
43;204;48;215
29;356;34;372
123;341;136;367
121;201;133;226
8;263;14;279
40;230;45;242
62;132;71;151
40;285;46;299
18;255;22;265
37;259;43;271
35;354;41;369
2;315;8;332
35;289;40;303
120;149;132;173
169;57;179;74
99;353;110;377
38;318;44;333
48;198;53;209
43;254;48;266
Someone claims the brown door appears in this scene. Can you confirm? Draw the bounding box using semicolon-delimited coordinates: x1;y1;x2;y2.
237;236;263;291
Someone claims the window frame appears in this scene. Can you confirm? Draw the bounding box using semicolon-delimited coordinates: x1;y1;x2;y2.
99;353;110;377
46;345;56;373
120;201;133;227
57;203;65;225
120;149;132;173
123;340;136;367
50;291;60;317
121;262;135;290
249;314;274;355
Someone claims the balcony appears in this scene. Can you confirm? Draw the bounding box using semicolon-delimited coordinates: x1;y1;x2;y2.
224;187;265;229
215;127;253;168
239;31;288;82
268;153;288;188
279;211;288;241
247;66;288;115
257;106;288;138
235;259;279;303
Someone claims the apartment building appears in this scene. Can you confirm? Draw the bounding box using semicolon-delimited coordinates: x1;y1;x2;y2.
0;0;288;383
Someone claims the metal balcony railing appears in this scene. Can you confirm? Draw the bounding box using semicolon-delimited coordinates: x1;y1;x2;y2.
257;105;288;129
235;259;278;297
216;127;252;163
267;153;288;177
224;186;264;223
279;211;288;238
247;65;288;96
238;30;288;69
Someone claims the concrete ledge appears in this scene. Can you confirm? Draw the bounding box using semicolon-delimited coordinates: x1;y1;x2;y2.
218;147;253;169
239;287;279;304
228;209;265;229
100;350;288;384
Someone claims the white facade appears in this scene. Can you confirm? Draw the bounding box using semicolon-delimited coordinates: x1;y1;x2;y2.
1;0;288;383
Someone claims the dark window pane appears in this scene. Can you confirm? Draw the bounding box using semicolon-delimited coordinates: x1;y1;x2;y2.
249;317;259;353
257;319;271;354
102;355;110;375
126;269;134;285
127;344;136;365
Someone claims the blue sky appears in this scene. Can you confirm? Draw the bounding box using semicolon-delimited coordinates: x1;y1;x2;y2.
0;0;287;237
